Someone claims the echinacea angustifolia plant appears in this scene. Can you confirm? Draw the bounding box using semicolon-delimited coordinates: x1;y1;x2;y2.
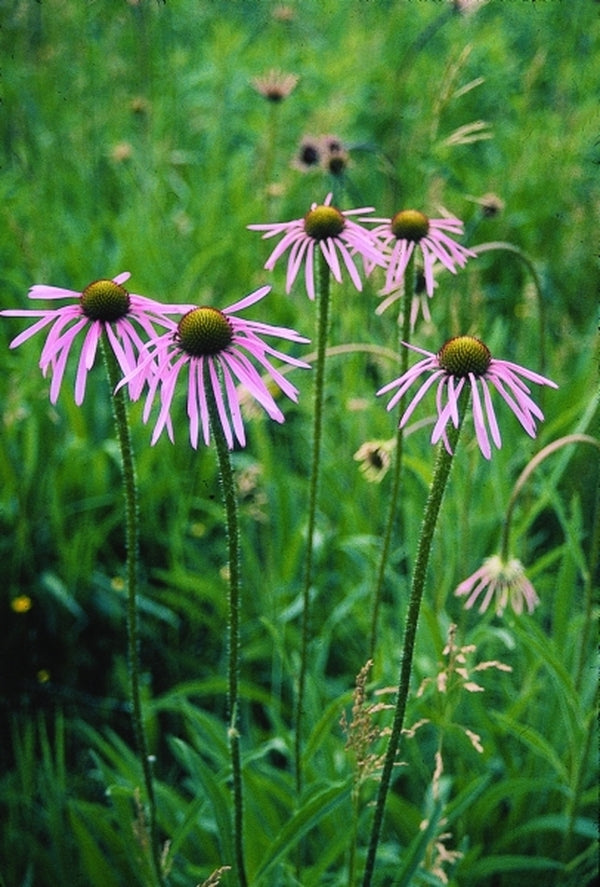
1;3;597;887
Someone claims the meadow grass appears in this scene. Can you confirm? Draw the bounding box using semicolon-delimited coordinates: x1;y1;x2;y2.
1;1;598;886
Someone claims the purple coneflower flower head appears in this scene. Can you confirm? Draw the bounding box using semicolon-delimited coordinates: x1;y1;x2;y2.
455;555;540;615
125;285;310;450
248;193;386;300
0;273;188;405
365;209;476;298
377;335;558;459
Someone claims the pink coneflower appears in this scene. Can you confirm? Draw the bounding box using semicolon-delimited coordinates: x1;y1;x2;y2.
377;335;558;459
365;209;476;298
248;193;386;300
1;273;188;405
455;555;540;615
124;285;310;449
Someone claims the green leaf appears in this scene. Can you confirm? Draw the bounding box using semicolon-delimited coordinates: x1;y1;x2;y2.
491;711;569;783
251;780;351;884
391;800;444;887
68;803;127;887
466;853;563;878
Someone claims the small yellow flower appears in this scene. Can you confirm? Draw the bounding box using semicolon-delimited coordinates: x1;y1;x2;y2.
11;595;32;614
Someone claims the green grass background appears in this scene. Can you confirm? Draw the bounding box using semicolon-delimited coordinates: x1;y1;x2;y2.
0;1;598;886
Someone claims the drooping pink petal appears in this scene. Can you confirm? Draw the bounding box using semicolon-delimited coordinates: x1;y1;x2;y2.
469;374;492;460
209;358;234;449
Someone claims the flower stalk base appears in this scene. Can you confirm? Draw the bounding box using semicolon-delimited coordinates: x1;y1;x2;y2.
295;249;331;796
361;390;469;887
206;376;248;887
100;335;165;887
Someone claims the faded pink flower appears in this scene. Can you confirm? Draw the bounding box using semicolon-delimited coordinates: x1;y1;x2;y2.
248;193;386;300
1;273;188;404
377;335;558;459
455;555;540;615
123;285;310;449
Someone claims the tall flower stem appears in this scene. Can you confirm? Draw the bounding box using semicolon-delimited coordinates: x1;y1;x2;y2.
205;379;248;887
361;392;468;887
100;336;164;887
295;250;331;796
368;252;415;660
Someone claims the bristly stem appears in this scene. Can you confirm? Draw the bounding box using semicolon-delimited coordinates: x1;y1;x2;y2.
205;376;248;887
100;335;165;887
295;249;331;797
368;251;415;661
361;390;469;887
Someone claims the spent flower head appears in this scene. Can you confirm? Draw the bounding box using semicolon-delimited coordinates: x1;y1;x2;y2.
123;285;309;449
364;209;476;298
248;193;386;300
1;273;188;405
293;135;322;171
353;438;396;483
455;554;540;615
250;68;299;102
377;335;558;459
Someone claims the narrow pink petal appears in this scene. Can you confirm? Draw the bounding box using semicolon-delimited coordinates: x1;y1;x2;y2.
264;227;304;270
39;312;86;366
455;565;488;597
421;248;437;298
224;350;284;417
376;355;437;399
491;358;558;389
465;576;491;609
221;360;247;446
187;358;199;448
488;375;539;436
225;285;271;315
28;285;80;301
319;239;343;284
209;359;234;449
152;360;183;445
399;371;444;427
479;579;498;613
431;378;463;448
238;318;310;345
247;220;300;236
231;346;299;403
335;239;364;291
7;311;70;350
469;375;492;460
48;340;73;404
74;323;101;405
480;377;502;449
304;243;316;300
196;358;211;447
105;322;134;379
385;239;411;291
287;237;311;293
